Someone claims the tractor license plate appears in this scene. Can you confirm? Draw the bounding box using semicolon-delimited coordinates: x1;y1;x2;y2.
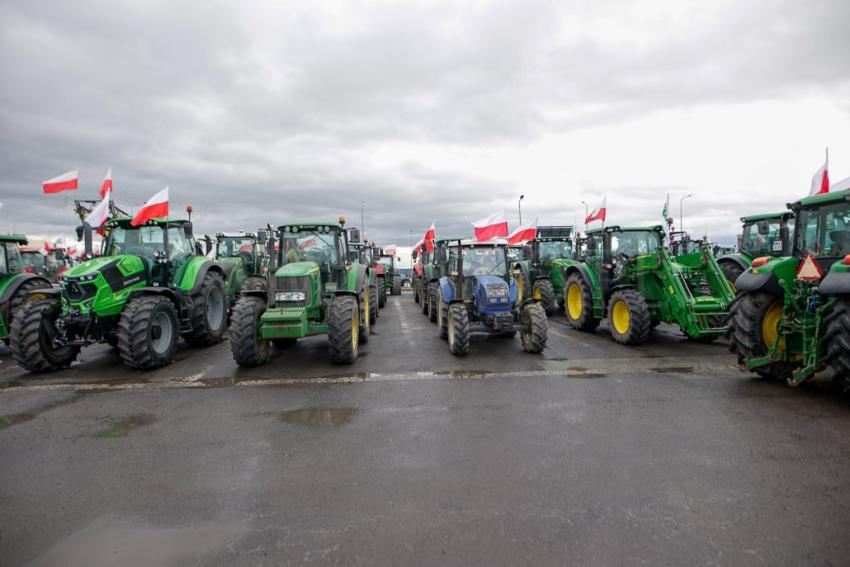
491;313;514;331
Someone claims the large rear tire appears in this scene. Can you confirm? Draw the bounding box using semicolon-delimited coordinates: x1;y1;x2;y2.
230;297;270;367
117;295;179;369
360;290;371;344
427;282;438;322
728;291;792;380
719;261;745;291
564;273;599;331
607;289;651;346
10;298;79;373
420;282;428;314
822;296;850;390
329;295;359;364
378;277;387;307
391;274;402;295
533;279;557;316
520;302;548;353
184;273;227;346
447;303;470;356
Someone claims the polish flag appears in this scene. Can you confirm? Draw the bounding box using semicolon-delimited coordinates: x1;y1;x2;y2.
472;211;509;242
85;191;111;230
43;169;78;194
131;186;169;226
508;222;536;245
424;222;436;252
99;168;113;199
384;245;397;256
413;238;424;258
585;196;606;224
809;161;829;195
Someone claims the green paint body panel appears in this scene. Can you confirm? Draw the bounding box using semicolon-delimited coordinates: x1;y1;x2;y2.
61;255;149;317
176;256;211;292
259;307;329;338
0;234;27;244
217;256;246;295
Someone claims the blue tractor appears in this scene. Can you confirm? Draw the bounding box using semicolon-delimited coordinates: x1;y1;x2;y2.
435;238;548;356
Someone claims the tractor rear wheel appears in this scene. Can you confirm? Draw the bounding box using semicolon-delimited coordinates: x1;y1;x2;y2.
520;302;548;353
533;279;556;315
329;295;359;363
719;261;745;290
392;274;402;295
728;291;793;380
428;282;438;322
447;303;470;356
117;295;179;369
184;273;227;346
10;298;79;372
822;296;850;390
230;297;270;367
437;293;449;339
607;289;651;346
378;277;387;307
564;273;599;331
369;284;378;324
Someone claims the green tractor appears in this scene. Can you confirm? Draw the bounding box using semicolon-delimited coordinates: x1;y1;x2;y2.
10;217;232;371
560;225;735;345
350;240;380;322
729;189;850;388
717;211;794;287
512;225;574;315
229;219;374;366
422;237;458;322
214;231;270;301
377;250;402;297
0;235;53;344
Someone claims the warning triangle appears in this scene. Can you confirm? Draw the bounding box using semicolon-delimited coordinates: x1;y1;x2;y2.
796;254;824;281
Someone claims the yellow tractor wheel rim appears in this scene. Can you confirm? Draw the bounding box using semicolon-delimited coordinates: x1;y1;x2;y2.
351;305;359;349
611;300;630;335
533;285;542;301
761;300;784;352
567;283;583;320
517;275;524;300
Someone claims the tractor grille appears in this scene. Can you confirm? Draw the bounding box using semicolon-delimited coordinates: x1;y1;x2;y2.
63;281;97;303
275;276;311;307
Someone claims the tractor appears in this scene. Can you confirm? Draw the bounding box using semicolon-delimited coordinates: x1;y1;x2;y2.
729;188;850;389
229;218;374;366
350;240;380;322
214;231;270;303
10;217;233;371
512;225;574;315
422;237;459;322
435;238;547;355
717;211;794;288
0;235;53;345
378;250;402;297
560;225;735;345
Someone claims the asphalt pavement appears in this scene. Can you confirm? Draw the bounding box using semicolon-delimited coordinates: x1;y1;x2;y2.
1;292;849;566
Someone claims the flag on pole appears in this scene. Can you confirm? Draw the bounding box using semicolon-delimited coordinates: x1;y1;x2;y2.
424;222;436;252
42;169;78;194
99;168;113;199
810;160;829;196
662;194;669;221
472;211;509;241
507;222;536;245
131;187;169;226
85;191;111;230
585;196;606;224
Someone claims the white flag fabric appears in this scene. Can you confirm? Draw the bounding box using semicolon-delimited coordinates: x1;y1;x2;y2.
85;192;111;228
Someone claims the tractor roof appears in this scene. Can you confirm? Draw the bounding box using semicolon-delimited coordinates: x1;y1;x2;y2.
435;236;468;243
459;238;508;247
0;234;27;244
791;188;850;209
278;221;342;230
216;232;256;239
587;225;664;234
740;211;793;223
535;225;573;239
107;217;190;227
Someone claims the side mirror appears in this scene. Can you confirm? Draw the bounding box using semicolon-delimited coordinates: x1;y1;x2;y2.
257;229;268;244
204;235;213;256
348;228;361;243
757;220;771;235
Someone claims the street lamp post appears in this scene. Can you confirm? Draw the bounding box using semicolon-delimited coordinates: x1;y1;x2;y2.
680;193;693;233
361;200;365;236
518;194;525;225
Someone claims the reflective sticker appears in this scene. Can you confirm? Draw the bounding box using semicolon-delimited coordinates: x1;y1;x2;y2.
796;254;824;281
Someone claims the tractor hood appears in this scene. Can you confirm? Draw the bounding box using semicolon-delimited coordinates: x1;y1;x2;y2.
59;255;149;317
275;261;320;278
64;255;146;280
474;275;516;310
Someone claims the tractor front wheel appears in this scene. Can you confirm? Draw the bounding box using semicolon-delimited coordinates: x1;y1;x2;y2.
10;298;79;372
378;278;387;307
728;291;792;380
533;279;557;316
607;289;651;346
437;293;449;339
329;295;359;363
230;297;270;367
420;282;429;314
428;282;438;322
117;295;179;369
447;303;470;356
7;277;52;336
564;273;599;332
184;273;227;346
391;274;402;295
520;302;548;353
822;296;850;390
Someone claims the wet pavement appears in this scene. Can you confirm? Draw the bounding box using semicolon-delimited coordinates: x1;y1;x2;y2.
1;292;849;566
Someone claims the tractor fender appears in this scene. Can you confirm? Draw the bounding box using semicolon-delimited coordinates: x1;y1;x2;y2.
129;286;180;305
717;255;749;272
1;273;52;305
438;277;456;303
734;269;783;296
180;260;229;295
351;264;369;294
818;271;850;295
563;264;594;291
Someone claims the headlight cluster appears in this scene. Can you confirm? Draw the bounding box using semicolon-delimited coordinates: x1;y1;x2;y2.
283;225;331;233
66;273;98;282
487;284;509;297
275;291;306;302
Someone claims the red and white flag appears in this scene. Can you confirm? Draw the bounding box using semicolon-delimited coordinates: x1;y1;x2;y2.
384;245;397;256
424;222;436;252
585;196;606;224
508;222;536;245
85;191;111;230
131;186;169;226
472;211;508;242
42;169;78;194
809;160;829;195
99;168;113;199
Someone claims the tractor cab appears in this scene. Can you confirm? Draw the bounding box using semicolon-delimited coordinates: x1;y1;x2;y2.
277;221;349;290
791;192;850;271
587;226;663;266
216;232;260;273
443;238;514;315
740;212;793;259
668;231;703;256
0;235;25;276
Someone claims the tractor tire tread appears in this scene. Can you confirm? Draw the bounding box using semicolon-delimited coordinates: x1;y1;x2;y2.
117;295;178;369
329;295;359;364
229;296;270;367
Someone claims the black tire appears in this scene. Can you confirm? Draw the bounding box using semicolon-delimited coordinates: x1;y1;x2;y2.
7;277;51;329
230;296;270;367
427;282;438;322
378;277;387;307
420;282;429;314
820;296;850;390
564;273;599;332
520;302;548;353
719;261;745;290
329;295;359;363
369;284;378;324
10;298;79;373
437;292;449;339
728;291;792;380
413;280;420;304
607;289;651;346
447;303;470;356
533;279;557;315
117;295;179;369
240;276;268;294
184;273;227;346
391;274;401;295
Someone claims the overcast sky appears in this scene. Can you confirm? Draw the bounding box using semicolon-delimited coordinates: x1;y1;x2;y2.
1;0;849;245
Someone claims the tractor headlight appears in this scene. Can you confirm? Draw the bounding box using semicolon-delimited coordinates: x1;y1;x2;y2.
275;291;306;302
486;284;509;298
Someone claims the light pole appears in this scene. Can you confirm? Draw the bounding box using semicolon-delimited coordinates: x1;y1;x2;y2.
580;200;588;228
518;194;525;225
360;200;365;236
679;193;693;233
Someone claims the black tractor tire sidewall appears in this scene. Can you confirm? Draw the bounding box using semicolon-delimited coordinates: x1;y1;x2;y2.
185;273;227;346
229;296;270;367
533;279;557;315
329;294;359;363
438;293;449;339
565;273;599;332
823;296;850;390
520;302;548;353
728;291;793;380
607;289;651;346
447;303;470;356
10;298;79;372
117;295;179;369
428;283;438;322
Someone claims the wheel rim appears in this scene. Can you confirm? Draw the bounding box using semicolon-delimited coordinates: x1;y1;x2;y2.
447;308;455;345
611;300;630;335
517;276;524;300
363;292;370;333
351;303;359;349
151;310;174;355
761;300;785;352
533;285;542;301
567;283;583;319
206;286;224;330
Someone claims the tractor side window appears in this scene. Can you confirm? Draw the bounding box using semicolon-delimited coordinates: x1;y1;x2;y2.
0;244;7;274
6;244;21;273
167;227;193;262
742;221;782;257
448;247;460;276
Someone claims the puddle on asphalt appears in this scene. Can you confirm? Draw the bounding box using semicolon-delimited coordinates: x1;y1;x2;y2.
652;367;695;374
95;414;155;438
0;412;34;429
279;407;359;427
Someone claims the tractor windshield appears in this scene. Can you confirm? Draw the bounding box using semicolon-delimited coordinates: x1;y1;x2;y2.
107;225;194;263
462;246;508;278
279;227;341;273
610;231;660;258
379;256;393;270
797;202;850;259
1;242;23;275
21;251;45;273
217;237;254;258
539;240;571;261
741;220;784;257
